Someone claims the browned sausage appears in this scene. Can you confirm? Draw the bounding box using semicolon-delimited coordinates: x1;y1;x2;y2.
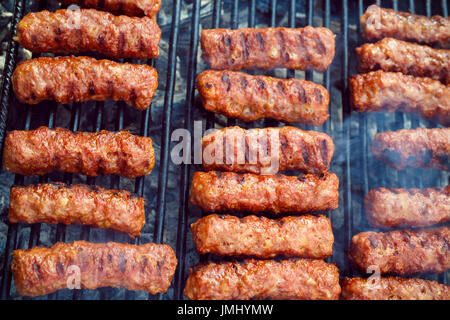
356;38;450;84
364;186;450;229
12;56;158;110
342;277;450;300
16;9;161;59
360;4;450;48
202;126;334;174
9;182;145;238
190;214;334;259
201;26;335;71
11;241;177;297
48;0;161;17
3;126;155;178
196;70;330;125
371;128;450;171
349;70;450;126
189;171;339;213
349;226;450;275
184;259;341;300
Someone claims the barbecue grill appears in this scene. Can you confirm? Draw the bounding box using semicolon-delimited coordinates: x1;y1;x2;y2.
0;0;448;300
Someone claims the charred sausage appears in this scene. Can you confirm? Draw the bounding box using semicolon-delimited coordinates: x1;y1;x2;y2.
202;126;334;174
191;214;334;259
196;70;330;125
9;182;146;237
342;277;450;300
189;171;339;213
3;126;155;178
349;226;450;275
371;128;450;171
184;259;340;300
360;4;450;48
356;38;450;84
11;241;177;297
364;186;450;229
16;9;161;59
12;56;158;110
349;70;450;126
201;26;335;71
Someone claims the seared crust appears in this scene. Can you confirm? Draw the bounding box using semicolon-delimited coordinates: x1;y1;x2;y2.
341;277;450;300
12;56;158;110
365;186;450;229
360;5;450;48
196;70;330;125
9;183;145;237
202;126;334;174
16;9;161;59
349;70;450;126
349;226;450;275
11;241;177;297
356;38;450;84
371;128;450;171
53;0;161;17
3;126;155;178
189;171;339;213
184;259;340;300
200;26;335;71
190;214;334;259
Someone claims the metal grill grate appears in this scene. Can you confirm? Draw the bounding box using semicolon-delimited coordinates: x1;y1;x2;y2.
0;0;448;300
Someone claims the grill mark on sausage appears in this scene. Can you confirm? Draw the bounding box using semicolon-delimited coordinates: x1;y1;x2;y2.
98;34;105;47
314;88;323;105
118;251;127;273
277;30;289;62
241;33;249;61
297;85;306;104
315;36;326;55
257;79;265;89
221;73;231;92
56;262;64;277
88;82;96;95
118;32;126;56
33;262;42;280
241;77;247;88
256;32;264;50
321;139;329;166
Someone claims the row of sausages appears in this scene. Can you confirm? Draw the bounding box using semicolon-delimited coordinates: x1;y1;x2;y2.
343;5;450;300
8;0;176;298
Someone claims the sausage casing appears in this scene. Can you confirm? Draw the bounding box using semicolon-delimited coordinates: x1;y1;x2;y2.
9;183;145;237
12;56;158;110
196;70;330;125
52;0;161;17
356;38;450;84
189;171;339;213
342;277;450;300
349;70;450;126
11;241;177;297
360;4;450;48
3;126;155;178
202;126;334;174
201;26;335;71
16;9;161;59
349;226;450;275
191;214;334;259
364;186;450;229
184;259;341;300
371;128;450;171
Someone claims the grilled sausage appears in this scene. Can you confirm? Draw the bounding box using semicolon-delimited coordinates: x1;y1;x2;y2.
9;182;145;237
360;4;450;48
3;126;155;178
202;126;334;174
201;26;335;71
49;0;161;17
356;38;450;84
189;171;339;213
349;226;450;275
371;128;450;171
364;186;450;229
184;259;340;300
12;56;158;110
342;277;450;300
191;214;334;259
349;70;450;126
11;241;177;297
196;70;330;125
16;9;161;59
